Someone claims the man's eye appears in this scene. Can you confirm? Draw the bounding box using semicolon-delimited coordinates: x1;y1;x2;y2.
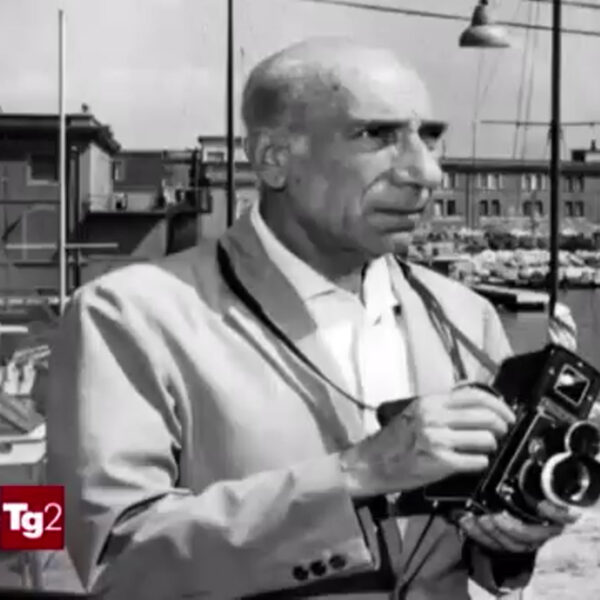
353;125;396;143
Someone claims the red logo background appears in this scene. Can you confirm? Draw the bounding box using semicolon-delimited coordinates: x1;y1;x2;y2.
0;485;64;550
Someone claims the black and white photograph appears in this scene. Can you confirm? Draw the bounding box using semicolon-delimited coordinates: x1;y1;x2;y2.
1;1;600;598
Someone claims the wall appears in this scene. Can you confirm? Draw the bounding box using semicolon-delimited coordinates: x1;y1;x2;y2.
79;142;115;211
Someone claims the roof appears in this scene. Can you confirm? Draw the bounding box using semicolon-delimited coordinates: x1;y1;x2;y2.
0;112;121;154
440;156;600;173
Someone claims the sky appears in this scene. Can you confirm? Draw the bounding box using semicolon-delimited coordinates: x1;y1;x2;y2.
1;0;600;158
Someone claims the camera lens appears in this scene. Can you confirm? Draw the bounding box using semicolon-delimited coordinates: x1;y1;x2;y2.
541;452;600;507
565;421;600;457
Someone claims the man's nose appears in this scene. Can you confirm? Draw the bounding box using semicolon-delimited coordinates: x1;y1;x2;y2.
389;131;443;189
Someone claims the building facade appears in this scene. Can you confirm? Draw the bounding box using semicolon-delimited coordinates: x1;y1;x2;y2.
0;112;121;302
0;113;209;311
192;139;600;239
2;116;600;308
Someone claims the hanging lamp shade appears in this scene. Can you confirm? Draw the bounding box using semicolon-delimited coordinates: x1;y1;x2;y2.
459;0;511;48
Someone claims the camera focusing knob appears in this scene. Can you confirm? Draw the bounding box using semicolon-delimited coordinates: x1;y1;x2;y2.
528;437;547;463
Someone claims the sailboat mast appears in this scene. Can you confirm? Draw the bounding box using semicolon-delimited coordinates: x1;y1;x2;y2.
548;0;562;317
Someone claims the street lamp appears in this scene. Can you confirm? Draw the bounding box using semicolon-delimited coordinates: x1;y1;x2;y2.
459;0;511;48
460;0;562;318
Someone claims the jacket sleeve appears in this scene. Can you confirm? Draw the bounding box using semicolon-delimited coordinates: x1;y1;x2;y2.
467;300;537;593
45;283;380;600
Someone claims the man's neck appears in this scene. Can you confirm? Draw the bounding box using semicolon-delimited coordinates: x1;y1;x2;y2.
258;199;366;295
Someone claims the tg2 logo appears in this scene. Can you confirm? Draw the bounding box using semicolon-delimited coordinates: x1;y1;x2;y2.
0;486;64;550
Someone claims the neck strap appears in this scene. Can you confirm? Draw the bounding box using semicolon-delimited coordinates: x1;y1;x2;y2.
217;242;499;409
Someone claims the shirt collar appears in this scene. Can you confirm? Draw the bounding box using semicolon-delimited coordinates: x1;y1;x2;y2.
250;201;401;318
362;257;401;324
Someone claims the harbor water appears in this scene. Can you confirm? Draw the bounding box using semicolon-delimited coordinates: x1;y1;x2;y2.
500;289;600;370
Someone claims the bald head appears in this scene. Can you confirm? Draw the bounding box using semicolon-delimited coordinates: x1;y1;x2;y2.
241;37;431;141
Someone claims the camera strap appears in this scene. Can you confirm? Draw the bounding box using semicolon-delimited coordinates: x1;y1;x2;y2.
217;243;499;412
396;259;500;381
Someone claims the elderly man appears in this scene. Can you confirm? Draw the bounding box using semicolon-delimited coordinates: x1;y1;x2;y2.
47;38;575;600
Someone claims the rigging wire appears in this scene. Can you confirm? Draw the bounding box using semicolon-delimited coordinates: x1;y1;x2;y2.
300;0;600;38
521;0;543;159
478;0;525;109
513;0;534;158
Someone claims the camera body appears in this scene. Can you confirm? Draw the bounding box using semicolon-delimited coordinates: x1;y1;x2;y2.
380;344;600;523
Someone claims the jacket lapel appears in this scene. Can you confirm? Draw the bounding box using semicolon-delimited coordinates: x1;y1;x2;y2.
387;257;460;584
386;257;456;397
219;213;365;447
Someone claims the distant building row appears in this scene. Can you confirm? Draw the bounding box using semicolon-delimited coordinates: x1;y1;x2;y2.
2;110;600;301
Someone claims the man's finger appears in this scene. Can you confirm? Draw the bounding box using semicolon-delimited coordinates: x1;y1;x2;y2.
476;514;541;553
447;429;498;454
444;408;509;438
459;514;509;552
438;449;489;474
487;512;563;546
537;500;580;525
449;387;516;426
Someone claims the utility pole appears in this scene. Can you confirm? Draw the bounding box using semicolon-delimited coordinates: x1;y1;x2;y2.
58;10;67;315
548;0;562;317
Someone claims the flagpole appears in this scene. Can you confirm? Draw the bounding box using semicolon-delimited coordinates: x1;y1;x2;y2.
226;0;235;226
58;9;68;314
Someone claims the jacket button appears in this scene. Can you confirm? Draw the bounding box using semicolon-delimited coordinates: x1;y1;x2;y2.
329;554;347;570
309;560;327;577
292;565;309;581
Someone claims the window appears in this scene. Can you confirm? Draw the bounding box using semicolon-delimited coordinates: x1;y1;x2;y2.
535;201;544;216
206;150;225;162
565;201;574;217
28;154;57;183
433;199;444;217
112;160;125;182
564;175;585;193
536;174;547;191
477;173;501;190
441;172;457;189
521;173;544;192
479;199;489;217
523;200;532;216
446;199;457;216
575;201;585;217
491;199;501;217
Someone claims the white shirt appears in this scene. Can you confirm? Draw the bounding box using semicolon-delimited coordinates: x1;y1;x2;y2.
250;203;413;435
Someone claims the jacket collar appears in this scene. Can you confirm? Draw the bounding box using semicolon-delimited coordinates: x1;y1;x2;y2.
219;212;365;446
219;213;457;443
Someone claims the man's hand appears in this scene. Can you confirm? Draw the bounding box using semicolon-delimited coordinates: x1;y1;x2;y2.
458;501;579;554
339;384;515;498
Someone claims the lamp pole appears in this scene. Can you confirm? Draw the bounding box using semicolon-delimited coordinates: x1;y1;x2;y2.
226;0;235;227
548;0;562;317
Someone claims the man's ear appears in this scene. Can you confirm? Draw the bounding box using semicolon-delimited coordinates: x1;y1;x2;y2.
252;133;290;190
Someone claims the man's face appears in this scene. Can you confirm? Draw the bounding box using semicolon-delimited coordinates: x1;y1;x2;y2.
283;53;444;259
